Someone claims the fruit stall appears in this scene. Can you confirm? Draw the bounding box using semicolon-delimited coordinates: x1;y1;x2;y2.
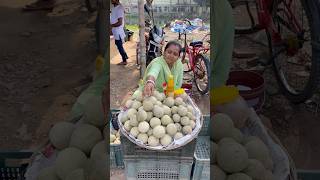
108;80;279;180
107;77;320;180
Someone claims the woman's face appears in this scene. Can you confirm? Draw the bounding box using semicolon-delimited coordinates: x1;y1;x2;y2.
164;45;180;65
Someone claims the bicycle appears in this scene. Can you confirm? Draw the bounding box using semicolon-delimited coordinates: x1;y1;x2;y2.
179;22;210;95
231;0;320;103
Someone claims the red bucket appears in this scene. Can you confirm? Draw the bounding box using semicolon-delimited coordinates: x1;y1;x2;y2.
226;70;265;112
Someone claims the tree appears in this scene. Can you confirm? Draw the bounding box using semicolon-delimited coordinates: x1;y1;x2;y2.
138;0;146;78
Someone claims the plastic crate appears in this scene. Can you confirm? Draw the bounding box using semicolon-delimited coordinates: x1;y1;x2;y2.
124;158;193;180
110;109;124;168
199;115;210;136
110;145;117;168
0;151;33;180
192;136;210;180
121;136;195;160
110;144;124;168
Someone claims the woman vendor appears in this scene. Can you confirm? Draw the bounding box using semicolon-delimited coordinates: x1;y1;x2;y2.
140;40;184;97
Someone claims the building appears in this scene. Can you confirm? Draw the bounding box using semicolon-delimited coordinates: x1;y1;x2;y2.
121;0;210;19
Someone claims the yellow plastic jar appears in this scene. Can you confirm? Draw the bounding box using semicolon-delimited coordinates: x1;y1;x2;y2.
211;85;251;129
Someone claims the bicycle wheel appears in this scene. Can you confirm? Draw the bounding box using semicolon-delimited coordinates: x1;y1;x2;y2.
269;0;320;103
193;54;210;94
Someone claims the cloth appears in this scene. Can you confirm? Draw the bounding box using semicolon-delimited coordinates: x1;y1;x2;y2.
170;18;209;33
110;4;126;41
115;37;128;62
136;56;183;94
211;0;235;88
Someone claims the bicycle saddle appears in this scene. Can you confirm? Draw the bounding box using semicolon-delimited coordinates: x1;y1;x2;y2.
189;41;203;47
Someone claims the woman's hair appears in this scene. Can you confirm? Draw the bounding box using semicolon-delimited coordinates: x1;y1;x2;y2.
164;41;182;54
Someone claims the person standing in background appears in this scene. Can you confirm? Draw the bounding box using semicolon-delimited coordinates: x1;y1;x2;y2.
111;0;129;65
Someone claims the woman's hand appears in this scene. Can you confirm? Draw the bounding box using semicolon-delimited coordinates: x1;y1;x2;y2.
143;81;155;97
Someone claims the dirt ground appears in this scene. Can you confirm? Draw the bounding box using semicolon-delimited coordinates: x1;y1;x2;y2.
0;0;97;149
110;36;140;109
233;32;320;170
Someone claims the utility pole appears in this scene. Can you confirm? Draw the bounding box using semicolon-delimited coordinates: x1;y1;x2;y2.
138;0;146;78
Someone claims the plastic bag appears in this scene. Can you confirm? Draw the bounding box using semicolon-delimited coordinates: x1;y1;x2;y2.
242;108;290;180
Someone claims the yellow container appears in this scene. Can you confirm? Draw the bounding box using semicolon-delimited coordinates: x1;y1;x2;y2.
166;74;174;97
211;85;239;106
174;88;185;97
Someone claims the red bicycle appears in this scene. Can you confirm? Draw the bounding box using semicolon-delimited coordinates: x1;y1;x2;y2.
231;0;320;103
179;23;210;95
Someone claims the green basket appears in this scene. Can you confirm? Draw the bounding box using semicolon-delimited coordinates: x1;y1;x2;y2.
110;109;124;168
110;144;124;168
0;151;33;180
199;115;210;136
192;136;210;180
110;145;117;168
